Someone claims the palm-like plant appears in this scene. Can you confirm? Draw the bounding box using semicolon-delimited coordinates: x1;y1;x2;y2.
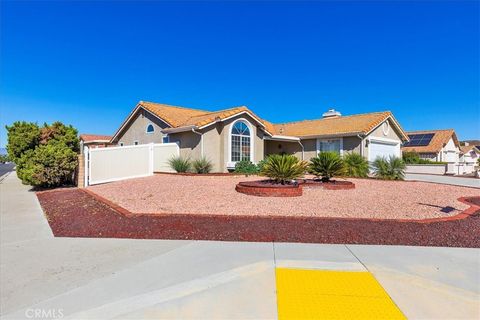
168;156;191;173
192;157;213;174
309;152;345;182
343;152;369;177
259;154;308;184
371;156;406;180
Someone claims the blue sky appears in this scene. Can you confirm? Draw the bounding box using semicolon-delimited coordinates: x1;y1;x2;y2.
1;1;478;147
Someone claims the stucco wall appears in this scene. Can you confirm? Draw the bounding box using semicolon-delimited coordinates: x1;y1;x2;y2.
168;131;202;160
116;109;169;146
406;164;446;175
364;118;403;159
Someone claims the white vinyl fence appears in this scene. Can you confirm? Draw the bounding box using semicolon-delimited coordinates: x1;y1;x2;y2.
85;143;179;186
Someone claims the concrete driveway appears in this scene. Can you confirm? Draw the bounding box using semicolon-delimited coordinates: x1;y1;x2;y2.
1;172;479;319
405;173;480;188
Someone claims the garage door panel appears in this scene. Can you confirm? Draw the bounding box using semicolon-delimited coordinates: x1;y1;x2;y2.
368;141;400;162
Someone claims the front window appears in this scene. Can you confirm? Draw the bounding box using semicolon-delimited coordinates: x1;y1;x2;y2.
231;121;251;162
318;139;341;154
163;134;169;143
146;124;155;134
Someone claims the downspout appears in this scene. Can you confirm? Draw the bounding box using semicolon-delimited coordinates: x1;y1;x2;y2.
297;140;305;160
191;128;204;157
357;134;365;157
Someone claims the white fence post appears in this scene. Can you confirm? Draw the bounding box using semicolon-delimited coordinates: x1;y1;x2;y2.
84;146;89;187
149;143;154;175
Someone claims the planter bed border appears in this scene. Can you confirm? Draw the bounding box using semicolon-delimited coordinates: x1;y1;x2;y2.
235;180;303;197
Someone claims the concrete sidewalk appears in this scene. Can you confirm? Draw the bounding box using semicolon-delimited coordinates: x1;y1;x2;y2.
1;172;479;319
405;173;480;188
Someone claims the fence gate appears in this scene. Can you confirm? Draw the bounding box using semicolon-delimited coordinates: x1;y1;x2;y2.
85;143;179;186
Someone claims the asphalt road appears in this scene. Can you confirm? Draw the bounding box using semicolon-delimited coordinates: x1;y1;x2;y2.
0;163;15;180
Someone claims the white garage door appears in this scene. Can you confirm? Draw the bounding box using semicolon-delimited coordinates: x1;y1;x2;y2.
368;140;400;162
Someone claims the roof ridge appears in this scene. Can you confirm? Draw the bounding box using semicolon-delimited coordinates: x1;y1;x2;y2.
140;100;211;113
273;111;391;126
406;129;455;133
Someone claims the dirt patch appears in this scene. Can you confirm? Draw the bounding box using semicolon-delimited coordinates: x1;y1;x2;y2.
36;189;480;248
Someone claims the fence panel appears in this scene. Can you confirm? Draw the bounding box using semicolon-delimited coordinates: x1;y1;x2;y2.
153;143;179;173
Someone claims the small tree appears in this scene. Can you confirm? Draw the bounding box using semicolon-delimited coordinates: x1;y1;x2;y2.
259;154;308;184
309;152;345;182
5;121;40;163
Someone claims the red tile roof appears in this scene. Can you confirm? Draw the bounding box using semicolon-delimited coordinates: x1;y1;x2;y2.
80;134;112;142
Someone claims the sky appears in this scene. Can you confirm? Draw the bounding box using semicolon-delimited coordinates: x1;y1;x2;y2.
1;1;479;147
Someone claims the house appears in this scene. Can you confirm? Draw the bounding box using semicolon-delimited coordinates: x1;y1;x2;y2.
79;134;113;154
459;144;480;174
109;101;409;173
401;129;460;174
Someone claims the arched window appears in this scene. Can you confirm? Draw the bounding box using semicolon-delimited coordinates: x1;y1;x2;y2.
230;120;252;162
146;124;155;134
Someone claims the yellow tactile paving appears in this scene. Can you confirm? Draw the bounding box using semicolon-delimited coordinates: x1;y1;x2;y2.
275;268;406;320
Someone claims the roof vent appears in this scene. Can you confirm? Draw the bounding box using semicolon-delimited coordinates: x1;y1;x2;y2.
322;109;342;118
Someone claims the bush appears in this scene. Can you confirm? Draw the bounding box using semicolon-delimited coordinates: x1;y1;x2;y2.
16;143;78;187
192;157;213;174
402;151;420;164
371;156;406;180
343;152;369;177
234;160;259;174
259;154;308;184
5;121;40;163
168;156;191;173
256;159;267;172
309;152;345;182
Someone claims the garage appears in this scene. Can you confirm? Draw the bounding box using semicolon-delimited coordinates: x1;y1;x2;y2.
368;138;401;162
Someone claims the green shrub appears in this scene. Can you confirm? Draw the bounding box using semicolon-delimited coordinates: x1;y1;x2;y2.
192;157;213;174
256;159;267;172
16;143;78;187
234;160;259;174
371;156;406;180
402;151;420;164
259;154;308;184
168;156;191;173
343;152;369;177
5;121;40;163
309;152;345;182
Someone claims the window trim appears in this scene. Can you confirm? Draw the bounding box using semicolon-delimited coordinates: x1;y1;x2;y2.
228;118;254;167
146;123;155;134
316;138;344;156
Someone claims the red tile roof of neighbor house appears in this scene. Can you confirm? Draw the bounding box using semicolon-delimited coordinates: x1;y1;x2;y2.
460;145;480;154
112;101;408;141
80;134;112;142
402;129;459;154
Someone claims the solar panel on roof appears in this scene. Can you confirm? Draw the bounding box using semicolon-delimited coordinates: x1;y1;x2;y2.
403;133;435;147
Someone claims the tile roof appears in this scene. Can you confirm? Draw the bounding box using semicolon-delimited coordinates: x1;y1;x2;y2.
402;129;459;154
114;101;406;141
272;112;395;138
80;134;112;142
460;145;480;154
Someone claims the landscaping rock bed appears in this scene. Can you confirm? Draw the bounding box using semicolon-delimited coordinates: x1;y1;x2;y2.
235;180;302;197
36;189;480;248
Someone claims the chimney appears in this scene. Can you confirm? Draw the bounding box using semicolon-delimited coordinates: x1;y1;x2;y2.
322;109;342;118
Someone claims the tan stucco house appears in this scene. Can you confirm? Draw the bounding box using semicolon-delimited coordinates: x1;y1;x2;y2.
110;101;409;173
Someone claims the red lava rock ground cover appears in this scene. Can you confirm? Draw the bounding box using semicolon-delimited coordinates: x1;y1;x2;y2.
88;175;479;220
37;188;480;248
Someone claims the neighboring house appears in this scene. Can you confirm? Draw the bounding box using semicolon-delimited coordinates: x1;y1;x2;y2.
459;144;480;174
402;129;461;174
79;134;113;154
109;101;409;173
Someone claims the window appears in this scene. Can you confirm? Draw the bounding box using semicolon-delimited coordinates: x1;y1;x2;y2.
231;120;251;162
146;124;155;134
317;139;342;154
162;134;169;144
134;141;139;145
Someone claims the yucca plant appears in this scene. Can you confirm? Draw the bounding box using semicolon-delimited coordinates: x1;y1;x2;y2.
168;156;191;173
371;156;406;180
259;154;308;184
343;152;369;178
192;157;213;174
309;152;345;182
